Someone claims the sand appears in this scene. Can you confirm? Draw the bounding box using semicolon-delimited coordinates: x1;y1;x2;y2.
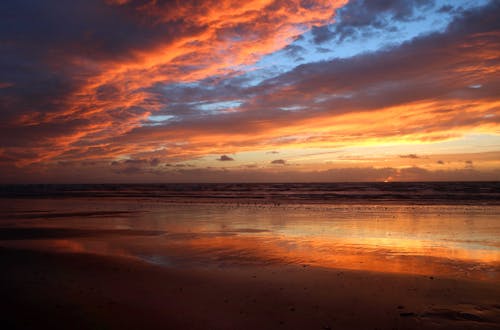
1;197;499;329
1;247;499;330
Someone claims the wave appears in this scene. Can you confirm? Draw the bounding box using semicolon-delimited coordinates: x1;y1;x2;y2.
1;182;499;205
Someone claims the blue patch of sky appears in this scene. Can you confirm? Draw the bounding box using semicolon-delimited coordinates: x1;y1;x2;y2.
149;0;490;122
196;100;243;113
145;99;243;124
280;105;308;111
240;0;491;87
148;115;174;122
142;114;175;126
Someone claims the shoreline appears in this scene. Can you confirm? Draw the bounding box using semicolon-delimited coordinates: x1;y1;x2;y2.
2;196;500;207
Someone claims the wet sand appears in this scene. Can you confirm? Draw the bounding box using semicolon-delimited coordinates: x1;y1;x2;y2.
1;247;499;330
0;198;499;329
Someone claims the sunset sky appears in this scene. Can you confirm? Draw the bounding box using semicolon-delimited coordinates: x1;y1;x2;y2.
1;0;499;183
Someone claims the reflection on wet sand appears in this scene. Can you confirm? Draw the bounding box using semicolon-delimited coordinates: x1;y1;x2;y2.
1;199;498;282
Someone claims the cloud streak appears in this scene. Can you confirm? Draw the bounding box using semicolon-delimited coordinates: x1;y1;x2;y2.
0;0;498;182
0;0;345;164
217;155;234;161
107;2;499;158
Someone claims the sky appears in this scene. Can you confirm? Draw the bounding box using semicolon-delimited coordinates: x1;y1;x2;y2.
0;0;499;183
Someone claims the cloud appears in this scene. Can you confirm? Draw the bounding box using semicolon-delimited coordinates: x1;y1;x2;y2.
123;159;148;165
1;161;499;183
217;155;234;161
0;0;344;167
0;1;499;182
399;154;419;159
312;0;436;43
311;25;333;44
106;157;166;175
465;160;474;169
271;159;286;165
283;44;307;59
102;1;500;159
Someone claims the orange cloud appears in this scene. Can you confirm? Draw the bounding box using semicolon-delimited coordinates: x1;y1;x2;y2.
9;0;346;166
0;1;499;182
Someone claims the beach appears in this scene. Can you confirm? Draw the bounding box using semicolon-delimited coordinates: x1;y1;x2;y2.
3;0;500;328
2;247;499;330
0;183;499;329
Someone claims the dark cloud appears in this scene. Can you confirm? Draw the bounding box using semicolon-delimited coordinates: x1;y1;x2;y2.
399;154;419;159
165;164;195;168
109;156;169;175
101;1;500;167
0;0;189;61
313;0;435;43
217;155;234;161
0;0;205;158
0;0;195;121
437;160;444;165
123;159;148;165
283;44;306;59
437;4;455;13
251;2;500;116
271;159;286;165
172;3;494;135
108;158;161;175
0;1;498;182
311;25;333;44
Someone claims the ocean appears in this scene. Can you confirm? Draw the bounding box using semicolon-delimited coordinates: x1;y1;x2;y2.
1;182;499;204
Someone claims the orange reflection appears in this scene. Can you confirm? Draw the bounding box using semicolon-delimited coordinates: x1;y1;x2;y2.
165;233;499;281
2;202;498;282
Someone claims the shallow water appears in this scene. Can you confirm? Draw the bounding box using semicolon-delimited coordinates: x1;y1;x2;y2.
0;196;499;282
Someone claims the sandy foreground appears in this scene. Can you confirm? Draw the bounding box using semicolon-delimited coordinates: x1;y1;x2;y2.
1;246;499;330
1;198;499;329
